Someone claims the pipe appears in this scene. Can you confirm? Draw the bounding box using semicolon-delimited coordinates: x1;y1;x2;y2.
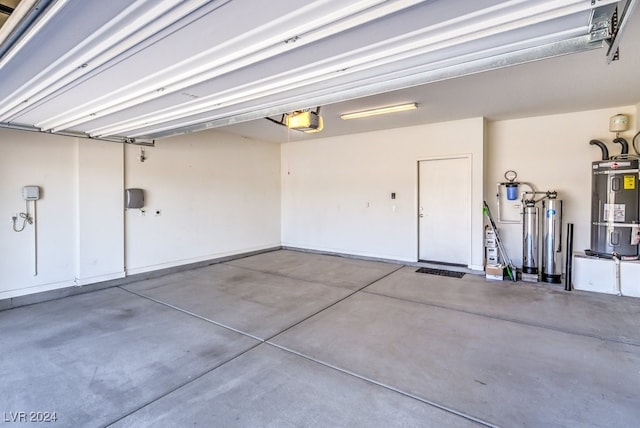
33;200;38;276
633;130;640;155
613;137;629;155
612;253;622;296
0;121;154;146
589;139;609;160
565;223;573;291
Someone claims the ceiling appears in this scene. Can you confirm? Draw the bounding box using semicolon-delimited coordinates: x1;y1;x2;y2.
0;0;638;144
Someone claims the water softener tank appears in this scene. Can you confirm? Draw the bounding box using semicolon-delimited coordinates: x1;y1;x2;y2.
542;197;562;283
522;200;538;274
590;159;640;258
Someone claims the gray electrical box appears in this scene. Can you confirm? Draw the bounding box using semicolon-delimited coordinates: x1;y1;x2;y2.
125;188;145;209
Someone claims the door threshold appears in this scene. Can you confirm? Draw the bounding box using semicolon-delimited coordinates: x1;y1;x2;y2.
418;260;467;268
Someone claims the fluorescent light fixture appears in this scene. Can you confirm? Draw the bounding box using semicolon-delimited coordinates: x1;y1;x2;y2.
341;102;417;120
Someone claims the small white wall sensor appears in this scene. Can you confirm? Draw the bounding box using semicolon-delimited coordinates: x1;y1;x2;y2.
23;186;40;201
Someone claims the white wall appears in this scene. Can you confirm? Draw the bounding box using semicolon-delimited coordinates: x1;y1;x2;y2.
485;106;638;268
281;117;485;268
1;128;281;298
1;133;126;298
3;106;638;299
76;139;125;285
124;130;281;274
1;130;78;297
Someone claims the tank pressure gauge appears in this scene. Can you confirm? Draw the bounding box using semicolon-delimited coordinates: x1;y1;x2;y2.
609;114;629;133
504;170;518;182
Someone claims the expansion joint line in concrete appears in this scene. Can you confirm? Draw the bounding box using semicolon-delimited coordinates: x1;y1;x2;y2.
108;266;406;426
220;260;394;291
262;264;406;343
266;342;498;428
256;266;500;427
362;290;640;348
102;340;263;427
119;286;264;341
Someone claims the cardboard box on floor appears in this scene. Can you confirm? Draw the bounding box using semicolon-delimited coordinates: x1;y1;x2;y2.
485;264;504;281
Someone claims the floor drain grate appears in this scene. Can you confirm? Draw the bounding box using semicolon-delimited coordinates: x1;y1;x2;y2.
415;267;465;278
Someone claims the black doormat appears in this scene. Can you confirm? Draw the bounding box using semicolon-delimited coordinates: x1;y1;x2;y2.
415;267;465;278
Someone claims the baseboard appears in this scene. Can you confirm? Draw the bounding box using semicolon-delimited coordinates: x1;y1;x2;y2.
125;245;281;276
0;246;281;312
75;271;126;286
282;245;414;266
0;279;77;303
281;244;414;265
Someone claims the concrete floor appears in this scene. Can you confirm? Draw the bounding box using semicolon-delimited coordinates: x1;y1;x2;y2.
1;250;639;427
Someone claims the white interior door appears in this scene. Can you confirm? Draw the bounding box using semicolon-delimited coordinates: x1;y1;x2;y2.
418;157;471;265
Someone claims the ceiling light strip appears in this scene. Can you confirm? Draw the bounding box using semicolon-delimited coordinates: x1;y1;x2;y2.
40;0;422;132
341;103;417;120
87;2;596;137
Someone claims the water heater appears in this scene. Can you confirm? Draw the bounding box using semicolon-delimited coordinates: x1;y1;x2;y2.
590;159;640;258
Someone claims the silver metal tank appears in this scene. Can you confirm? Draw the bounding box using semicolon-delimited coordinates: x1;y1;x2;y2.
541;197;563;283
522;200;538;274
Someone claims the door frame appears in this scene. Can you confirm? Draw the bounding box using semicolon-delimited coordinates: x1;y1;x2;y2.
416;154;473;265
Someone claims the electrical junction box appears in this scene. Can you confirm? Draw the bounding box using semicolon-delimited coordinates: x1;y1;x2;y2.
125;188;145;209
23;186;40;200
